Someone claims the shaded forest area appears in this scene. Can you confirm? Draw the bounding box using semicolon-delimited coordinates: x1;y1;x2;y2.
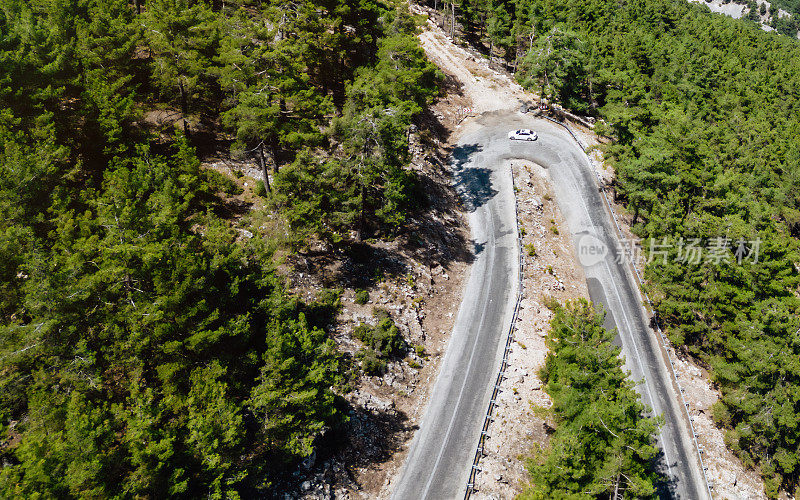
0;0;441;497
423;0;800;495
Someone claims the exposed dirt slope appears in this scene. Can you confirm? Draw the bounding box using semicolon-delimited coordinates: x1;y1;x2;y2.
413;4;526;114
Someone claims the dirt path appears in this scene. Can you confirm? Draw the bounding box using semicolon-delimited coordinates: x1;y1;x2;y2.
413;5;527;114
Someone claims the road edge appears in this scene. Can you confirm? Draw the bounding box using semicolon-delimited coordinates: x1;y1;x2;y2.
463;161;525;499
544;115;714;499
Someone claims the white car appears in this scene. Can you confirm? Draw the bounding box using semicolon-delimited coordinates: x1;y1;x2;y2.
508;129;538;141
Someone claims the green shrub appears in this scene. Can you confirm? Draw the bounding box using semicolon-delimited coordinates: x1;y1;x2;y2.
304;288;342;329
358;348;387;375
254;180;267;197
316;288;342;310
543;296;560;311
204;169;244;195
354;289;369;305
353;310;406;358
525;243;537;257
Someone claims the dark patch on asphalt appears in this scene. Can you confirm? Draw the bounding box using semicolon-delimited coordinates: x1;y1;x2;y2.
586;277;622;347
451;143;482;169
453;166;498;211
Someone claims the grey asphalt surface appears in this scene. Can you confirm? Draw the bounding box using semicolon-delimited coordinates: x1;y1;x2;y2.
391;111;709;500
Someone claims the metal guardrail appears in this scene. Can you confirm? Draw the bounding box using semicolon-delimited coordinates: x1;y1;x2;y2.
542;115;714;499
463;163;525;499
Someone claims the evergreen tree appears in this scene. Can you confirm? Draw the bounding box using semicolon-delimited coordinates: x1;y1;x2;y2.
0;0;437;495
522;300;661;499
486;0;513;64
144;0;219;135
219;9;330;190
518;26;587;110
274;18;441;242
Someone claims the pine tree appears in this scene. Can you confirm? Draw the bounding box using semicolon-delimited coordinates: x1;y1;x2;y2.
522;300;661;499
518;25;587;110
144;0;219;136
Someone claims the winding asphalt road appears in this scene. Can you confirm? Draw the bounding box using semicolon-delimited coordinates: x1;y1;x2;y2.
390;111;709;500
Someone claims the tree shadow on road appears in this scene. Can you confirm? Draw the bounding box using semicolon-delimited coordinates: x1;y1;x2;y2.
452;143;498;212
653;449;682;500
452;142;481;170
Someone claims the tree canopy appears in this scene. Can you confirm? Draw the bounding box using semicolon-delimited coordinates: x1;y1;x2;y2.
505;0;800;495
0;0;437;496
522;300;661;499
